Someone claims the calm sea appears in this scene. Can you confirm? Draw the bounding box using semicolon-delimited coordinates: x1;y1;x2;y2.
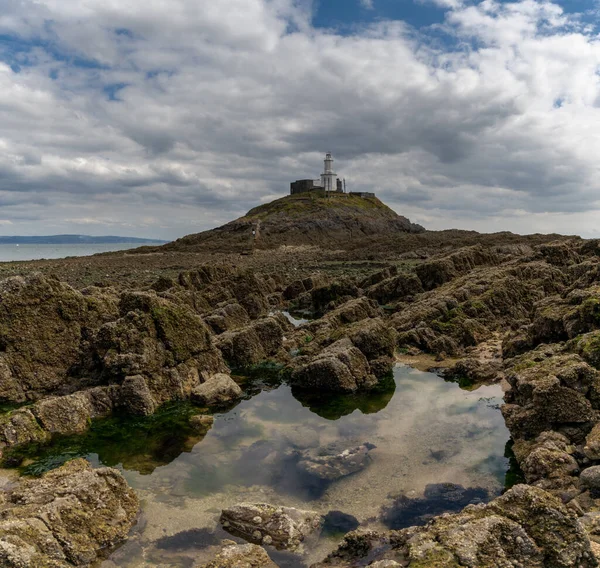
0;243;159;262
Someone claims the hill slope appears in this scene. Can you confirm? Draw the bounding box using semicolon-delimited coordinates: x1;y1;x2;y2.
165;192;424;252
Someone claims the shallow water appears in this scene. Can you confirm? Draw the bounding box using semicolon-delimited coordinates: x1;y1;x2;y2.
12;365;511;567
0;243;162;262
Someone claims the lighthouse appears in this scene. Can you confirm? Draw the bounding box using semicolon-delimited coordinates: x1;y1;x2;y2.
290;152;349;195
320;152;337;192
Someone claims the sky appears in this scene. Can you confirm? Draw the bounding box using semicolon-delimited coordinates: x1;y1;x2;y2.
2;0;600;239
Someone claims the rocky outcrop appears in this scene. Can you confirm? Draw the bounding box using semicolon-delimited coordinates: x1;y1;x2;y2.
204;303;251;334
0;458;138;567
502;350;600;441
220;503;322;551
291;338;378;393
0;408;49;451
512;432;580;499
0;273;118;403
168;193;424;253
366;272;423;304
191;373;242;406
197;542;278;568
314;485;597;567
86;291;227;405
216;316;286;368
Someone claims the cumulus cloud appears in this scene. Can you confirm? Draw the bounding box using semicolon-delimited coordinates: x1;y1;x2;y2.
0;0;600;238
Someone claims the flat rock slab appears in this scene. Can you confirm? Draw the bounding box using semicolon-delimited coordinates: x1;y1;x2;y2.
196;542;278;568
297;442;376;481
191;373;242;406
220;503;323;551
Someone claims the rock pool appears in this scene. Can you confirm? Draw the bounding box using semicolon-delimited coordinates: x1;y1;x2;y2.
12;365;512;567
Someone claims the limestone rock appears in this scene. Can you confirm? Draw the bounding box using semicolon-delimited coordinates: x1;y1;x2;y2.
32;392;94;435
290;339;378;393
217;317;284;368
0;408;49;449
514;432;579;486
117;374;157;416
585;423;600;460
313;485;596;567
0;458;139;567
503;352;600;441
0;273;116;403
580;466;600;492
348;318;397;361
191;374;242;406
204;303;251;335
197;542;278;567
88;292;226;405
297;443;376;482
366;272;423;304
220;503;323;551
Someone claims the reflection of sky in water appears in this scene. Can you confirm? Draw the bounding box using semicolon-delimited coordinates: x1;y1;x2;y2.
106;365;510;567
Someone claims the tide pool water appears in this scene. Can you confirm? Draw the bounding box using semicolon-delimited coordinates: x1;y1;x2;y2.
11;365;512;567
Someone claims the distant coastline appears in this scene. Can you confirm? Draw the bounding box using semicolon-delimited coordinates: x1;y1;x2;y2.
0;235;168;245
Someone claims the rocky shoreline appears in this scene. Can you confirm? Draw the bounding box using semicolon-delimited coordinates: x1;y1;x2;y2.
3;236;600;566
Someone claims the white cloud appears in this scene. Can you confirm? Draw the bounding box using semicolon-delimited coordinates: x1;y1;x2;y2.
360;0;375;9
0;0;600;238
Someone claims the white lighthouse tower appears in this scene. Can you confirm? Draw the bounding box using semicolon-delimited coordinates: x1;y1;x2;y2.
320;152;337;192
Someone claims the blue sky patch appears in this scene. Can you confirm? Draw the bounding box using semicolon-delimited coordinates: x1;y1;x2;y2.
312;0;449;32
103;83;128;101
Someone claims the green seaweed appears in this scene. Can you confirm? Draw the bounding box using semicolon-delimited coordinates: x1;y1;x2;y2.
503;439;525;490
443;374;476;390
3;402;204;477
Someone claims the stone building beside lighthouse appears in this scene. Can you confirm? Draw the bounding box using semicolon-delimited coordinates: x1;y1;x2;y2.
290;153;344;195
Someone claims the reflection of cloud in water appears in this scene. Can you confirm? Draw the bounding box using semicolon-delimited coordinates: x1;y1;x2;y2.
103;364;510;566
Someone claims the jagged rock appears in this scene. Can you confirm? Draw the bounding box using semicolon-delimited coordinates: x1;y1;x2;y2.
220;503;322;551
443;356;503;384
191;373;242;406
314;485;597;567
580;466;600;492
326;297;379;326
503;352;600;441
197;542;278;567
512;432;579;498
32;392;95;435
0;273;117;403
117;375;157;416
88;292;226;405
348;318;396;361
366;272;423;304
296;443;376;482
217;317;284;368
290;338;378;393
311;281;361;314
204;303;251;335
284;279;307;301
151;275;176;292
585;423;600;460
0;408;49;450
0;459;138;567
